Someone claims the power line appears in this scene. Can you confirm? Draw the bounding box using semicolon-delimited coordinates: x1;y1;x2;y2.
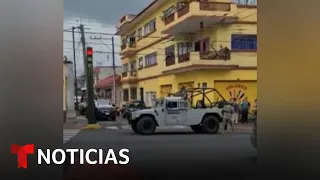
63;7;255;40
64;11;256;56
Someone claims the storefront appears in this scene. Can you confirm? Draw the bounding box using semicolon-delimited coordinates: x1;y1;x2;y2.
214;80;257;106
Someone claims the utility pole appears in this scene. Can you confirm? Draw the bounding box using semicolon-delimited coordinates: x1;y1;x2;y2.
111;36;116;106
90;36;117;105
72;27;78;109
79;24;96;124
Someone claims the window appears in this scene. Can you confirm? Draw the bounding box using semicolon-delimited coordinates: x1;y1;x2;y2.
167;101;178;108
194;39;209;51
177;2;188;10
138;57;143;69
123;89;129;101
179;101;189;109
231;34;257;50
145;52;157;66
137;28;142;39
130;61;136;71
123;64;128;72
129;36;135;43
177;42;192;55
163;6;175;18
235;0;257;5
144;19;156;35
130;88;137;100
165;45;175;58
202;83;207;88
122;37;127;45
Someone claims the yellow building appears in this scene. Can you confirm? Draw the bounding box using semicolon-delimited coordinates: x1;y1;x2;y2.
116;0;257;107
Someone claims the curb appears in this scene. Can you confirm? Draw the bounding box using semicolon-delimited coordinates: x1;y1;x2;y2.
82;124;101;130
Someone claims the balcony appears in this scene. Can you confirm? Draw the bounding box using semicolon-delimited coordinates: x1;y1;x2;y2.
120;41;137;56
162;1;238;34
122;72;128;78
117;14;136;30
162;51;256;74
121;70;138;83
163;13;175;25
121;44;127;51
178;52;190;63
165;56;175;66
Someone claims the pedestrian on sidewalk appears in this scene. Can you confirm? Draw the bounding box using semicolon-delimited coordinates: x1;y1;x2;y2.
232;98;240;124
221;99;234;134
240;97;250;124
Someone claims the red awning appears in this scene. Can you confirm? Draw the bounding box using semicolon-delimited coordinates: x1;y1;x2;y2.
95;74;121;89
93;67;100;73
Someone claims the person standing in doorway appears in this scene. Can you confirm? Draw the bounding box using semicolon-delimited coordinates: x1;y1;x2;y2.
241;97;250;123
232;98;240;124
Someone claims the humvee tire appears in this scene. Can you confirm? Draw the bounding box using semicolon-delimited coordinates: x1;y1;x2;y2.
131;121;138;133
201;115;220;134
191;125;203;133
136;116;156;135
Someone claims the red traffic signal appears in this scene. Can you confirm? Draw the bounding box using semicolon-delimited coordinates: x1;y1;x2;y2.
86;47;93;56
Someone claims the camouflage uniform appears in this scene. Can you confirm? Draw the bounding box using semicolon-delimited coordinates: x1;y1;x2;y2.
221;103;234;134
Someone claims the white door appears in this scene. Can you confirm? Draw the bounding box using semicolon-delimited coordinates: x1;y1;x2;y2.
165;101;185;125
145;92;156;107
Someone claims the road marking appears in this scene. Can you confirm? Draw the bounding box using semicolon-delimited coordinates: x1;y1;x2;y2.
105;126;119;130
63;129;81;144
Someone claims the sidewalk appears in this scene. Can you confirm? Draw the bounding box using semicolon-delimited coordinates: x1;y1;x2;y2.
63;116;87;129
233;122;253;130
63;116;127;130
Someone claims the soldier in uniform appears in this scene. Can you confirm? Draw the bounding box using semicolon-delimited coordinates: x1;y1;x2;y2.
221;99;234;134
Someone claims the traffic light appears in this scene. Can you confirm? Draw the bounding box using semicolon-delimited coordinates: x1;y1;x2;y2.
86;47;93;63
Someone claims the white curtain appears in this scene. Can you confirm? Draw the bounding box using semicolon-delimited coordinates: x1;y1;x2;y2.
236;0;257;5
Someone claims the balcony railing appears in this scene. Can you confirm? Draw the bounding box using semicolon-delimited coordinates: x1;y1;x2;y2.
130;70;137;77
164;13;175;25
129;42;136;48
199;51;230;60
177;4;190;18
165;56;175;66
121;44;127;51
199;2;231;11
178;52;190;63
122;72;128;78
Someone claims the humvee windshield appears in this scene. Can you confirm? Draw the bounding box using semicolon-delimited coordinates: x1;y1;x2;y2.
152;98;164;108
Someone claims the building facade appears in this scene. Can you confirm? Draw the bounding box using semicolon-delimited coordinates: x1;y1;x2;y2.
63;60;76;119
93;66;122;85
116;0;257;107
93;66;123;106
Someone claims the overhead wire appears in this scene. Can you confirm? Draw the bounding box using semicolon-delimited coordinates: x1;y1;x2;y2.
63;7;255;43
64;10;257;58
64;5;256;64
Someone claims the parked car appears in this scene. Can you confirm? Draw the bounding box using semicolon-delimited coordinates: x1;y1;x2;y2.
78;101;87;115
74;96;81;110
86;99;116;121
122;100;149;119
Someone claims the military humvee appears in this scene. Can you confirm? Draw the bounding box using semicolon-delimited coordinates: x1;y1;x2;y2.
129;87;227;135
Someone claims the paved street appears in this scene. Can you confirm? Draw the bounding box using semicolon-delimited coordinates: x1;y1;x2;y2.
63;116;256;180
63;129;81;144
